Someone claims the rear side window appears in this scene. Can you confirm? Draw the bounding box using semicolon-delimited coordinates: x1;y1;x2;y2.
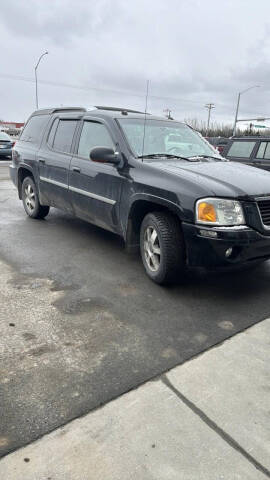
256;142;270;160
265;143;270;160
20;115;50;143
77;121;115;158
52;120;77;153
227;141;256;158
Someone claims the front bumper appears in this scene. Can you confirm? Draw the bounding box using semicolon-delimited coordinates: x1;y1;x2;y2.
182;222;270;269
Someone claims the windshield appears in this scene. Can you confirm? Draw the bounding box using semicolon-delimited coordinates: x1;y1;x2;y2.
118;118;216;158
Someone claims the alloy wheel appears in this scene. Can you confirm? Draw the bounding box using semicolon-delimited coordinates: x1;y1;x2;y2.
24;183;36;213
143;226;161;272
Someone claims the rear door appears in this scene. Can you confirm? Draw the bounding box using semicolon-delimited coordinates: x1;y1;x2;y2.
253;141;270;171
225;139;257;166
69;118;124;233
38;117;78;211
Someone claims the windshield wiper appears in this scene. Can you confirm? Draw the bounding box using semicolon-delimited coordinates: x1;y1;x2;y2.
187;155;223;161
137;153;194;161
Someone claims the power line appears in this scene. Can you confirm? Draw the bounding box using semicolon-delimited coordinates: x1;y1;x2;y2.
0;73;219;108
3;72;266;119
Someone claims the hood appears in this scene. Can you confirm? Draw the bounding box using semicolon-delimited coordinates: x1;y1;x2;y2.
149;159;270;198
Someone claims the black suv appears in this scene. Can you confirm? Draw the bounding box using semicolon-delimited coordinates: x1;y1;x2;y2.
10;106;270;284
223;137;270;171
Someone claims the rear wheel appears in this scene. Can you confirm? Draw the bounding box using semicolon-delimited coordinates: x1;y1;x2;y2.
140;211;185;285
22;176;50;219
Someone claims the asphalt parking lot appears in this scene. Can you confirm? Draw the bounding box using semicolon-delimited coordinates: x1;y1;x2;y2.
1;161;270;458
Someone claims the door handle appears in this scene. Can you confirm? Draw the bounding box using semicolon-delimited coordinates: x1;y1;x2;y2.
72;167;81;173
38;158;46;164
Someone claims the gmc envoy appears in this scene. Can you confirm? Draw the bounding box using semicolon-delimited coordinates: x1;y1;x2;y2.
10;106;270;284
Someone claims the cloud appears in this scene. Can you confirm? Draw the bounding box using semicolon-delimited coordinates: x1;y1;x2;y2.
0;0;121;45
0;0;270;124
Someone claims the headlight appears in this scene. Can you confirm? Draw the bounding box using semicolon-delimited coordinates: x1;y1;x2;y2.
196;198;245;226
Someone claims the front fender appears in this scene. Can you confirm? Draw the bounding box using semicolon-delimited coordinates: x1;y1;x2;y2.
123;192;185;251
129;192;184;218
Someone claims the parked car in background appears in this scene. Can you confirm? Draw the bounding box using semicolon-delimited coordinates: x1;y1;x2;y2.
205;137;229;155
223;137;270;171
0;131;14;159
9;106;270;284
165;132;216;156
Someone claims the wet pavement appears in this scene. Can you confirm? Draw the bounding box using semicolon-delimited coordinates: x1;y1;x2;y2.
1;163;270;457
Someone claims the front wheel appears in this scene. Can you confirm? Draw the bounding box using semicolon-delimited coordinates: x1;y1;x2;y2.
22;176;50;219
140;211;185;285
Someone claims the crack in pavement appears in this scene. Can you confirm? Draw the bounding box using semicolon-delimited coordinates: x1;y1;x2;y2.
161;375;270;479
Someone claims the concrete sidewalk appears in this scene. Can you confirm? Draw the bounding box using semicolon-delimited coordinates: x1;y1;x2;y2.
0;319;269;479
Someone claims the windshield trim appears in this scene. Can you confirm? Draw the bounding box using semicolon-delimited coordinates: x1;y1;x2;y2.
115;118;138;158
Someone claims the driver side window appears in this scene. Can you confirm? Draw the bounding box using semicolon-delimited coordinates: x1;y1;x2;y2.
77;121;115;159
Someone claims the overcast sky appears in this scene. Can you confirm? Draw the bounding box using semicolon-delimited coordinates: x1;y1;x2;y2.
1;0;270;125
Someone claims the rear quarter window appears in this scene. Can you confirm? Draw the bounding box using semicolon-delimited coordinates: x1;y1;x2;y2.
227;141;256;158
20;115;50;144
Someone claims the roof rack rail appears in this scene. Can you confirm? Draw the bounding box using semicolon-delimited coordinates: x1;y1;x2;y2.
32;107;87;116
94;106;147;114
52;107;87;113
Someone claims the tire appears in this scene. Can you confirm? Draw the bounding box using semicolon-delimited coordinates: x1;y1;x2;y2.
140;211;185;285
22;176;50;219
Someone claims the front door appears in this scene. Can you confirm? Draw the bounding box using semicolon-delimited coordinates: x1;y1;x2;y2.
69;119;124;233
38;118;78;211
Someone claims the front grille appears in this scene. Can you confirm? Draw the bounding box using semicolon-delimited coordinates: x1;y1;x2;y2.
257;199;270;227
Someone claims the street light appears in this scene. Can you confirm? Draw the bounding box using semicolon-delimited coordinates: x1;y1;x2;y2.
35;51;48;109
232;85;260;135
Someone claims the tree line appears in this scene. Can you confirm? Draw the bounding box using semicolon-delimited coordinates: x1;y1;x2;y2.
184;118;270;137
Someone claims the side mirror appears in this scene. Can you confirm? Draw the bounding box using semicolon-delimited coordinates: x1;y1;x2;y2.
90;147;121;164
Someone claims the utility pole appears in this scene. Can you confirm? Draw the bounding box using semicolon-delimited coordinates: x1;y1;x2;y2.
163;108;173;120
205;103;215;136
